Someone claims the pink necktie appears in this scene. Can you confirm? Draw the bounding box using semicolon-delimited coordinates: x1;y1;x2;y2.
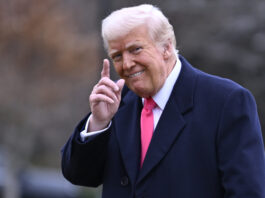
140;97;156;167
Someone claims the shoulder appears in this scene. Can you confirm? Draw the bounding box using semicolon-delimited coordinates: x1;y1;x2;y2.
179;55;255;107
196;69;245;95
184;60;251;100
197;70;256;110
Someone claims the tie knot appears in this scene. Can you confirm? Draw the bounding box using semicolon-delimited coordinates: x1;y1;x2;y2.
144;98;156;110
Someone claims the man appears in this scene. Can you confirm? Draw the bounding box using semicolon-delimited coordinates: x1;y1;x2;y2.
61;4;265;198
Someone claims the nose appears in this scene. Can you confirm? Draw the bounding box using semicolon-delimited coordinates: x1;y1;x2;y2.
122;52;135;70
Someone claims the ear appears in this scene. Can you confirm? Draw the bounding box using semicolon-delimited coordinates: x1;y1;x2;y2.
162;39;173;60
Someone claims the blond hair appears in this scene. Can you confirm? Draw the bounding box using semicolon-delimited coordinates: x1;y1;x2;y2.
101;4;177;52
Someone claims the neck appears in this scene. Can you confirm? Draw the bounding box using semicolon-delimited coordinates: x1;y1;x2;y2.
166;52;177;78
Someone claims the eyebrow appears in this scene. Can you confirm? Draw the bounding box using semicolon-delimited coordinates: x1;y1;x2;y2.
108;40;143;56
125;40;142;49
109;49;119;57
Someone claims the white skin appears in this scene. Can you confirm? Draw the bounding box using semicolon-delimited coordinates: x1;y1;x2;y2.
89;59;125;131
88;25;176;131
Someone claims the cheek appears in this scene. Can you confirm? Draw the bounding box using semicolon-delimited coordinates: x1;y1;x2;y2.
150;64;167;86
113;64;123;76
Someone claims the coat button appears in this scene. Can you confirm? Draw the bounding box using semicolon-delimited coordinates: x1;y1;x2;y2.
121;176;129;186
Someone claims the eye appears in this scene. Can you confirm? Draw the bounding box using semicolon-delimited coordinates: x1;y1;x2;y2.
112;54;122;62
131;46;142;54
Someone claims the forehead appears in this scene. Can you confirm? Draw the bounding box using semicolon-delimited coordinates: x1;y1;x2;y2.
107;25;154;55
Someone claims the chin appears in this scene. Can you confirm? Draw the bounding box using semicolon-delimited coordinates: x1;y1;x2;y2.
131;87;154;98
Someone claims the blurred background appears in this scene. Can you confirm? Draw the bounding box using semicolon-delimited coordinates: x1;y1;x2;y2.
0;0;264;197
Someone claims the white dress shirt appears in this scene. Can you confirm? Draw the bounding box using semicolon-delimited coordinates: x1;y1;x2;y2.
80;53;182;142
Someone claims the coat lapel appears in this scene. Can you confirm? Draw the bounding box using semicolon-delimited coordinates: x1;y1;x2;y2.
137;55;198;184
137;96;186;183
114;90;142;185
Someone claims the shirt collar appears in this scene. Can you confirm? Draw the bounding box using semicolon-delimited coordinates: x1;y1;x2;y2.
152;53;182;110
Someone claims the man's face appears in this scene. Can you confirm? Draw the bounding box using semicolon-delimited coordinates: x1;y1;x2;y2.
108;25;172;98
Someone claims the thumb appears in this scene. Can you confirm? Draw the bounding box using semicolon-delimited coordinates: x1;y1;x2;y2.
116;79;125;94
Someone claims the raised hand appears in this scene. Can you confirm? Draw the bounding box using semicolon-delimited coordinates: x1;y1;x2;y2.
88;59;125;131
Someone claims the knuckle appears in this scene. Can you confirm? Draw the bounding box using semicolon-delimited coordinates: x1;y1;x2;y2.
92;84;99;92
89;94;95;101
96;86;107;94
101;76;108;82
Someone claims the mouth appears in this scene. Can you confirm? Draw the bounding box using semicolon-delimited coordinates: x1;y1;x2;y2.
127;70;145;78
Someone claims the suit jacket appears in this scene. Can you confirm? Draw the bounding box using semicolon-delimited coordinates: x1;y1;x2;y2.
61;55;265;198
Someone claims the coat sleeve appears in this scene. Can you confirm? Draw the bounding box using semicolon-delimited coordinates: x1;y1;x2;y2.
61;115;111;187
217;87;265;197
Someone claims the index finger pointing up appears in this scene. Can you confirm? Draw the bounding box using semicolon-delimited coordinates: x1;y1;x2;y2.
101;59;110;78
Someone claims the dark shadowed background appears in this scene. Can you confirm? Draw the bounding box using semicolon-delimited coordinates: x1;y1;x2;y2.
0;0;264;198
